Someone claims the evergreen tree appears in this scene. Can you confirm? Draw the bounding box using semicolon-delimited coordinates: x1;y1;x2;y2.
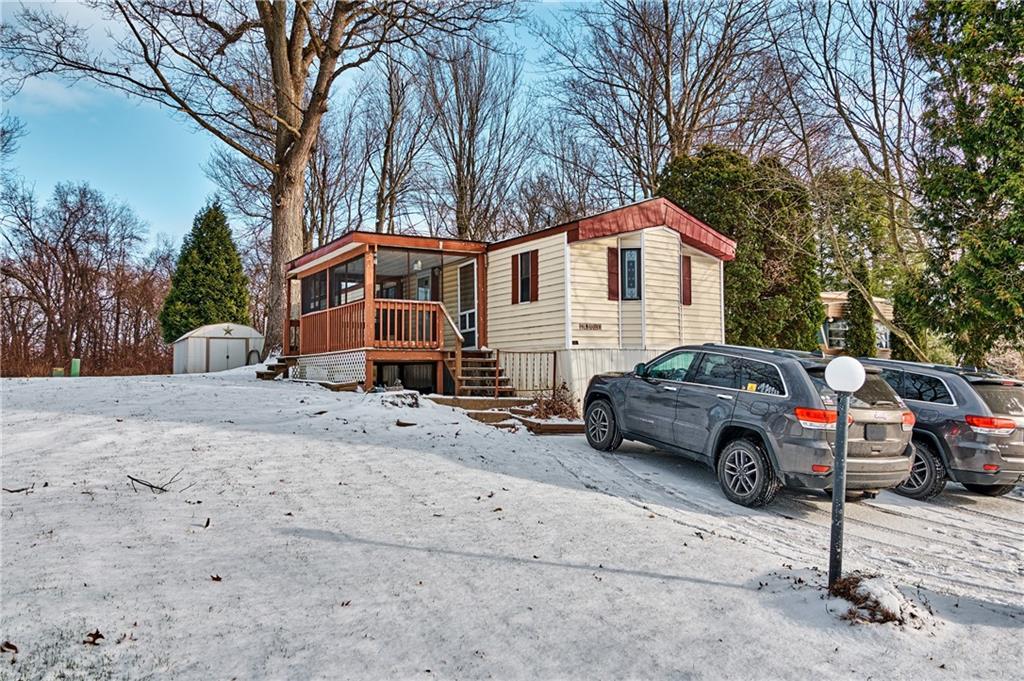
912;2;1024;365
657;146;824;350
844;261;877;358
159;201;250;343
889;272;928;361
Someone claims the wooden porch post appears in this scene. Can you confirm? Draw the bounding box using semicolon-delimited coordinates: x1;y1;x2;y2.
284;276;292;355
435;360;444;396
363;248;376;348
363;248;376;391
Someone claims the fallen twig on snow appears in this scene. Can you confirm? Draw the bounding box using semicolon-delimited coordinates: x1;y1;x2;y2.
126;475;168;493
2;485;33;494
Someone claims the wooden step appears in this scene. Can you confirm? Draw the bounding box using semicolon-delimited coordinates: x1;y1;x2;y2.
458;386;517;397
465;410;514;424
458;376;512;385
256;370;280;381
425;395;535;410
514;417;585;435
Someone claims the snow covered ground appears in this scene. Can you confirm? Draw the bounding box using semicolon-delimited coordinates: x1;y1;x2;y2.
2;369;1021;679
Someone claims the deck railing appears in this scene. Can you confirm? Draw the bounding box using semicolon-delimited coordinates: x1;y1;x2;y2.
373;300;443;349
299;299;458;354
299;300;365;355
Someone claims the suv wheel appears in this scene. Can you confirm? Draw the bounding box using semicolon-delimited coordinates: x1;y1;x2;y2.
962;483;1016;497
585;399;622;451
716;439;780;507
895;441;947;501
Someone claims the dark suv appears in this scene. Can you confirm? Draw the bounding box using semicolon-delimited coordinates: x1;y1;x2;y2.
583;344;915;507
861;359;1024;499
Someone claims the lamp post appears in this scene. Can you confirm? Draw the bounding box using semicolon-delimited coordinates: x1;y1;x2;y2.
824;355;866;590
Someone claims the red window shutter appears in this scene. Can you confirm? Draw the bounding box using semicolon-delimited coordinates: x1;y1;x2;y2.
511;254;519;305
681;255;692;306
607;247;619;300
529;249;539;302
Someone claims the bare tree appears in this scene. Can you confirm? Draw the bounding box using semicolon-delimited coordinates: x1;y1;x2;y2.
539;0;784;199
363;52;435;233
418;38;533;240
763;2;929;361
787;0;925;263
0;181;172;375
3;0;514;352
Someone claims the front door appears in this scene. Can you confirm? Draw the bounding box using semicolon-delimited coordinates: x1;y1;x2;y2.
624;350;698;445
458;262;477;349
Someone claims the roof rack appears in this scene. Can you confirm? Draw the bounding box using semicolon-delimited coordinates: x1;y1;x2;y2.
700;343;813;360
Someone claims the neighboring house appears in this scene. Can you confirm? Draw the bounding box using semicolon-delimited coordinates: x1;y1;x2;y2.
282;197;735;400
819;291;894;359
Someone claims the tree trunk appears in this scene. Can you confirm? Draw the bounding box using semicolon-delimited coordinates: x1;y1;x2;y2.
265;173;305;355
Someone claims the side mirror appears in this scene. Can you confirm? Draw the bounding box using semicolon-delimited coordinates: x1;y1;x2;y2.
633;362;647;377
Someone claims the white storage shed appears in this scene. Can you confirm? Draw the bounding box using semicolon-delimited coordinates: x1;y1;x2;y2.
172;323;264;374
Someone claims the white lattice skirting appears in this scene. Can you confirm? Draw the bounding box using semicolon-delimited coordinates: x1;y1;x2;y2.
292;350;366;384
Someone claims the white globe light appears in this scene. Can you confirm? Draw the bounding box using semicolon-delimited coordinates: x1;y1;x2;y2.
825;356;866;393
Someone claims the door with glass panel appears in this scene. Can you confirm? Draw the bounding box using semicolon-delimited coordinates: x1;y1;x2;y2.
458;262;477;349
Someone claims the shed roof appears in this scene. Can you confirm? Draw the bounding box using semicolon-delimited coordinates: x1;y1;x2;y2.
173;323;264;344
487;197;736;261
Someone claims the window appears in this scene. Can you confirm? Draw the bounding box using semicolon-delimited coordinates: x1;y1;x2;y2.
301;271;327;314
880;369;903;395
824;319;848;349
621;248;641;300
645;351;697;382
875;322;891;350
810;372;902;408
740;359;784;395
690;353;743;390
329;257;364;307
974;384;1024;416
903;372;954;405
512;250;538;304
519;252;532;302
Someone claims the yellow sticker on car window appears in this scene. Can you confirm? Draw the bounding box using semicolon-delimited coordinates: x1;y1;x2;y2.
746;383;757;392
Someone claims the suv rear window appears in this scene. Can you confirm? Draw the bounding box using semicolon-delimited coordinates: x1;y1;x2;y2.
903;372;954;404
973;384;1024;417
809;372;902;409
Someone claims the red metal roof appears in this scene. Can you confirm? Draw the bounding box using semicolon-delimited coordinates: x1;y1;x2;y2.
488;197;736;261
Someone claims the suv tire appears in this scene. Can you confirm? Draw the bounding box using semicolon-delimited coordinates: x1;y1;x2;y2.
585;399;622;452
962;483;1016;497
716;438;780;507
895;440;947;501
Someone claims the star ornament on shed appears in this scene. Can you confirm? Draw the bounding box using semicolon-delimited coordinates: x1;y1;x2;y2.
222;326;234;335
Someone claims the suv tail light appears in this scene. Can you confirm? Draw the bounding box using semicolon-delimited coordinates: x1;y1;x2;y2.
795;408;838;430
965;415;1017;436
901;411;915;432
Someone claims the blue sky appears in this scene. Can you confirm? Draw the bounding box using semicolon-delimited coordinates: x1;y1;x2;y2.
6;78;219;247
3;3;564;249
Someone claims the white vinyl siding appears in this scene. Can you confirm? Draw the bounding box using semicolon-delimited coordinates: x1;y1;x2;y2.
568;234;620;347
644;228;684;348
681;244;724;345
486;233;566;350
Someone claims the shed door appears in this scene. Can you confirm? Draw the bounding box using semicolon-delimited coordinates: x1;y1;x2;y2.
208;338;248;372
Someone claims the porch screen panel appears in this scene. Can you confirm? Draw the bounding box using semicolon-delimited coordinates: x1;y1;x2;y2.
302;271;327;314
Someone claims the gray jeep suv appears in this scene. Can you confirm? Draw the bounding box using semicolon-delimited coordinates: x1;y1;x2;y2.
583;344;915;507
861;359;1024;499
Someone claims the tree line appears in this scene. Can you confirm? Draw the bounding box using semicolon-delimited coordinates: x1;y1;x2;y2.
1;1;1021;374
